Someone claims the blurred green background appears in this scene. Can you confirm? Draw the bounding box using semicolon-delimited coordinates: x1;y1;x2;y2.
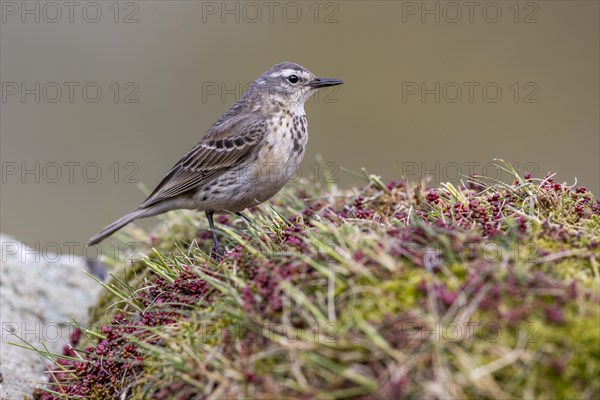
1;1;598;250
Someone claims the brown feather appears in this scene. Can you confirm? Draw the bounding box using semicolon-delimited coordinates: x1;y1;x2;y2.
140;113;267;208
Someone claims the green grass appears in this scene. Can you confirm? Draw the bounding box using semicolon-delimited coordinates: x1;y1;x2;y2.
29;161;599;399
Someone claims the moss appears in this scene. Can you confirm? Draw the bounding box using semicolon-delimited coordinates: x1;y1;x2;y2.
34;162;599;400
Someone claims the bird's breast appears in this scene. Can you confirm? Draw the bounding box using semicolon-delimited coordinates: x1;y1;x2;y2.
258;112;308;175
197;112;309;212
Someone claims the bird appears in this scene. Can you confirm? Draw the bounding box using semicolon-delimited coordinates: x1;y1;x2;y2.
88;62;343;256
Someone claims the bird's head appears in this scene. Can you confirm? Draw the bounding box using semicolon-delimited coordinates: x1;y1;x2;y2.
251;62;343;111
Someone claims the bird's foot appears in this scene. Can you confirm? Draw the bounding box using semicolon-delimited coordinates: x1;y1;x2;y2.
235;211;254;226
211;246;223;262
205;210;223;262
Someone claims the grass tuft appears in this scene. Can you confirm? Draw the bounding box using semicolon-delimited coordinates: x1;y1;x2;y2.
26;161;599;400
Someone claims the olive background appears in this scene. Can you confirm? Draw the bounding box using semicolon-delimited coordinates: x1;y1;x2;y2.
1;1;598;249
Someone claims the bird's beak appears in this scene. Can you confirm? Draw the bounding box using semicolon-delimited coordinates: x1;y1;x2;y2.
310;77;344;88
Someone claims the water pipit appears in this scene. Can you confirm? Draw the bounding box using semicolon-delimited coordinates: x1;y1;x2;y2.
89;62;343;256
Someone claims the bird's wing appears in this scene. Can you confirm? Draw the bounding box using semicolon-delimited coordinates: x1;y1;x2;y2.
139;113;268;208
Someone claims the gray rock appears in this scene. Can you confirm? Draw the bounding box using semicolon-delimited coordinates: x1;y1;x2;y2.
0;234;102;399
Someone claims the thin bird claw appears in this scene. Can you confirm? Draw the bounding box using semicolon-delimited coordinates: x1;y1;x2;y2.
212;248;223;262
235;211;254;226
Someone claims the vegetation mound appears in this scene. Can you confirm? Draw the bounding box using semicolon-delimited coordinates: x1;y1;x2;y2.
32;162;599;399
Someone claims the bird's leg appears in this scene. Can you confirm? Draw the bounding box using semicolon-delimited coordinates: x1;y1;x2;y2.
235;211;253;225
205;210;221;259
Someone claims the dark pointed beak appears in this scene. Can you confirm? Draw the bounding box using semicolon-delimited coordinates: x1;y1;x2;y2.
310;77;344;88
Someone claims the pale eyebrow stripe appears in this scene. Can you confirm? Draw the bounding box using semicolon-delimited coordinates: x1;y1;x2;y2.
270;69;298;77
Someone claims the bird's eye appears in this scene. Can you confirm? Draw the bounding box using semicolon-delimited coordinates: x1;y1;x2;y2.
287;75;299;84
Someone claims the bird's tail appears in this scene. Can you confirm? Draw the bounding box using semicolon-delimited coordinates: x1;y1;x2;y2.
88;208;147;246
